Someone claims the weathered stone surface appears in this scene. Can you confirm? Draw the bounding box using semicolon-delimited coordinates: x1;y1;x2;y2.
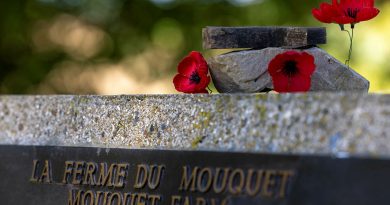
208;47;370;93
0;94;389;157
203;26;327;49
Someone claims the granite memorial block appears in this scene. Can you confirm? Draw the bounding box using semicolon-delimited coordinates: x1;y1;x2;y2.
2;145;390;205
1;94;390;205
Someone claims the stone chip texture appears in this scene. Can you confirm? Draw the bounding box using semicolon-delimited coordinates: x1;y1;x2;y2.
208;47;370;93
0;94;389;158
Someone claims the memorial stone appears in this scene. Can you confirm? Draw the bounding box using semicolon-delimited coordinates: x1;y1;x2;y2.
209;47;370;93
204;27;370;93
0;94;390;205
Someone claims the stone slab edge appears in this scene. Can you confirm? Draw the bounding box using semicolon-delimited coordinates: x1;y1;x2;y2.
203;26;327;49
0;94;389;158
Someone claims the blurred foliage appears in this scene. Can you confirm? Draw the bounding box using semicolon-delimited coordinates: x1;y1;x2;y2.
0;0;388;94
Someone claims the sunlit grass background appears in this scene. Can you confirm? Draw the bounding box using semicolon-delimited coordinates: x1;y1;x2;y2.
0;0;388;94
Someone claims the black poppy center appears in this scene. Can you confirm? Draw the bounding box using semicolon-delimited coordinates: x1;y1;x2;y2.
283;61;299;76
190;71;201;84
346;8;359;19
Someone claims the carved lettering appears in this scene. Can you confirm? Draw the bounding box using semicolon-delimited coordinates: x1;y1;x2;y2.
171;196;228;205
228;168;245;195
278;170;295;198
67;189;162;205
108;192;121;205
102;191;110;205
63;161;75;184
38;160;52;183
83;162;97;186
134;164;164;190
136;193;147;205
171;195;181;205
114;163;128;188
261;170;277;197
82;190;94;205
246;169;264;196
97;163;115;187
29;160;39;183
72;161;85;185
213;168;230;194
134;165;148;189
197;167;213;193
62;161;128;188
68;189;82;205
123;193;132;205
147;165;164;190
179;166;198;191
30;156;296;204
129;193;137;205
177;166;295;198
95;191;104;205
183;197;190;205
196;197;206;205
149;194;161;205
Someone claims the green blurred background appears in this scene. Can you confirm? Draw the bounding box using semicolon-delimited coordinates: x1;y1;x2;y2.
0;0;388;94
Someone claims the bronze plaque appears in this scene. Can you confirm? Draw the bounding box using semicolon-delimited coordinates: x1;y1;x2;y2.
0;145;389;205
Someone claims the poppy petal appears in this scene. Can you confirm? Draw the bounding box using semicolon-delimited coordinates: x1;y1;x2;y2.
173;74;210;94
333;15;355;24
197;89;209;94
313;8;333;23
313;0;379;25
363;0;374;7
189;51;209;75
198;75;211;92
174;51;211;94
271;73;290;93
178;56;197;77
272;73;312;93
272;69;312;93
296;53;316;77
268;51;316;93
356;8;380;22
173;75;198;93
268;54;287;76
340;0;352;6
288;74;312;93
284;50;300;57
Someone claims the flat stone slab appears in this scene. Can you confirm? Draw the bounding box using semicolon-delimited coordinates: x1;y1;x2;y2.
203;26;327;49
0;94;389;157
2;145;390;205
208;47;370;93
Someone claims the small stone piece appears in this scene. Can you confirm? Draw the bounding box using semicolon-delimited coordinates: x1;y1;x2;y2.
203;26;327;49
208;47;370;93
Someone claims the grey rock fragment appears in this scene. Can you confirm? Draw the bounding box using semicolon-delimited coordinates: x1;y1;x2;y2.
203;26;326;49
208;47;370;93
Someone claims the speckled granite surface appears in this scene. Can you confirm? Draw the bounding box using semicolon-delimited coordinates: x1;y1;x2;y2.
0;94;389;157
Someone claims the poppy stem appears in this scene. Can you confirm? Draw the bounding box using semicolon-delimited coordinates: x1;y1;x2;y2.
206;86;213;94
342;28;354;67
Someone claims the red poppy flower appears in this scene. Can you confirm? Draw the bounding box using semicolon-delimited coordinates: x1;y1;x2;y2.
312;0;380;25
268;51;316;93
173;51;210;94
